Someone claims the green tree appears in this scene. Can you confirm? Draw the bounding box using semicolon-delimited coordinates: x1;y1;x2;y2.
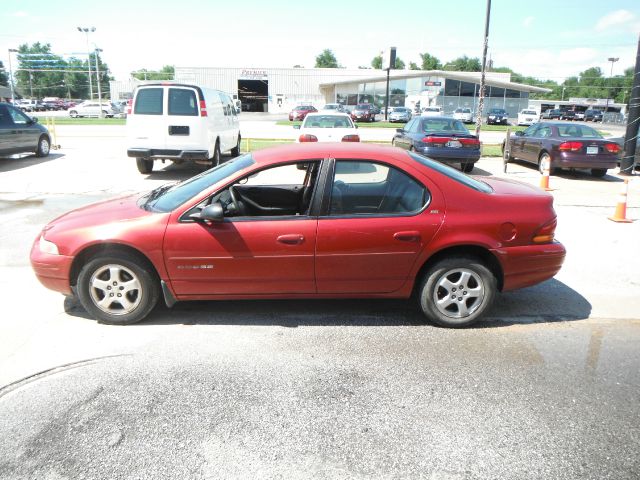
131;65;174;81
419;52;441;70
409;61;420;70
0;61;8;87
15;42;66;98
315;49;339;68
371;54;405;69
445;56;482;72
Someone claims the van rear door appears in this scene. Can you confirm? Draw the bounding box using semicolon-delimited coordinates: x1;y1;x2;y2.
128;87;165;150
165;86;207;155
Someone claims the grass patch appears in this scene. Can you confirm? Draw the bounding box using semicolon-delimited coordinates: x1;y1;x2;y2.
35;116;126;126
481;144;503;157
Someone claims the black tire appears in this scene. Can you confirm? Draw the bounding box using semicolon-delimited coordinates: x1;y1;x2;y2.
69;110;78;118
136;158;153;174
418;256;497;328
211;141;221;167
591;168;607;178
35;135;50;157
461;162;474;173
77;253;160;325
230;135;241;157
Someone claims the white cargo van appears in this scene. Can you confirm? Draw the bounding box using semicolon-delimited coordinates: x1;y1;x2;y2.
126;83;241;174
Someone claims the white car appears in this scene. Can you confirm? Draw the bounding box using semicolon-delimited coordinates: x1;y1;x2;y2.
294;113;359;143
517;109;538;126
453;108;473;123
421;106;443;117
69;101;118;118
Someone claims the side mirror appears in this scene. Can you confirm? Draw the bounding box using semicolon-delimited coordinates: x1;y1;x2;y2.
515;131;524;136
192;203;224;223
30;117;38;124
396;128;404;133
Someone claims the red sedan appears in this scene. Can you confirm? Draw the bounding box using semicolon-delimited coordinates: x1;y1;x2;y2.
31;144;566;327
288;105;317;121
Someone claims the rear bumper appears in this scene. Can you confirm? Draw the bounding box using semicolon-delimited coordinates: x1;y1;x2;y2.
417;146;481;164
127;148;209;160
492;241;566;292
553;152;617;170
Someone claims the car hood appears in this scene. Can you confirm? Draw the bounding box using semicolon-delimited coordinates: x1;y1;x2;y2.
44;193;155;232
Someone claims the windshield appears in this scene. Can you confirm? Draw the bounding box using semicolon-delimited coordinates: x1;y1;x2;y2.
522;110;536;115
408;152;492;193
356;104;372;110
324;104;338;109
143;154;255;212
420;118;468;134
425;107;441;112
556;125;602;138
490;109;506;114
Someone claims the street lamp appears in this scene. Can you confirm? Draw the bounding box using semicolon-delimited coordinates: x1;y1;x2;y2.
77;26;95;99
94;47;103;117
7;48;18;104
605;57;619;115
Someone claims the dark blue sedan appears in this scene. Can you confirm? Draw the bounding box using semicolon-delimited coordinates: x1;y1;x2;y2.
391;116;480;172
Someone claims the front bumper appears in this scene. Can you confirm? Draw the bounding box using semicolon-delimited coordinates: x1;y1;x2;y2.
30;238;74;295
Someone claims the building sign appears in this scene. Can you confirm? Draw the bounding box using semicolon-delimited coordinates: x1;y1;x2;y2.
240;69;268;80
425;81;441;86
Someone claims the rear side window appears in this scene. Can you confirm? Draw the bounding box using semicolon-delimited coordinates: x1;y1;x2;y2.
169;88;198;116
134;88;163;115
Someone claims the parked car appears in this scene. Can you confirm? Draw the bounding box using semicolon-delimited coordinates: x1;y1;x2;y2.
392;116;480;172
502;122;620;177
574;111;585;121
388;107;412;123
127;83;241;174
321;103;345;113
69;101;118;118
0;102;51;157
609;135;640;170
560;110;576;121
30;143;566;328
350;103;377;122
16;99;43;112
289;105;317;121
541;109;562;120
453;108;473;123
517;109;538;126
584;110;603;122
421;106;443;117
294;113;359;143
486;108;508;125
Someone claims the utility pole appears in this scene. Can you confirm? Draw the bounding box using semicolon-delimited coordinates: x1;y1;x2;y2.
7;48;17;104
95;48;103;117
620;36;639;175
77;27;95;99
475;0;491;138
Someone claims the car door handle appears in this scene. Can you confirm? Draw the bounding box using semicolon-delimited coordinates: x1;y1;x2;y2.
277;234;305;245
393;231;421;242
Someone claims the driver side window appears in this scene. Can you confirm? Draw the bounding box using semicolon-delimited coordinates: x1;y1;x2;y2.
206;161;321;219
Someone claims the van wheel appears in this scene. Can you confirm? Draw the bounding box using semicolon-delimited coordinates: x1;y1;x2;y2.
35;135;51;157
136;158;153;174
231;135;241;157
211;142;221;167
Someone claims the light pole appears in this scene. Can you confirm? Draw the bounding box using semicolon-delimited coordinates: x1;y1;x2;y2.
94;47;103;117
77;26;95;99
605;56;619;115
561;86;566;101
7;48;17;104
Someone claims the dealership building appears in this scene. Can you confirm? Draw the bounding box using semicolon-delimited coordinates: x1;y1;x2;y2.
109;67;551;117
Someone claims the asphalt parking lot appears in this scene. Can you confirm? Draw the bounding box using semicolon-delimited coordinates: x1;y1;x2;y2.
1;121;639;479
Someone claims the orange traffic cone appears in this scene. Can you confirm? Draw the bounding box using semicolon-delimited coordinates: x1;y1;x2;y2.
608;179;633;223
539;163;553;191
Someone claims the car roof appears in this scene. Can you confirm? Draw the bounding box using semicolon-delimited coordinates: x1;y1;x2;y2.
251;143;407;167
304;112;351;118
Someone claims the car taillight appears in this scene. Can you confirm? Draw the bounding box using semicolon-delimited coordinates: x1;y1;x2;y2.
199;100;207;117
126;99;132;115
604;143;621;153
299;134;318;142
422;136;450;146
459;137;480;147
532;218;557;244
341;134;360;142
558;141;582;152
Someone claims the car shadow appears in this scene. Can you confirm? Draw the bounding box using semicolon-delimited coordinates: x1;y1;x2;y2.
0;153;64;173
504;159;623;182
63;279;591;329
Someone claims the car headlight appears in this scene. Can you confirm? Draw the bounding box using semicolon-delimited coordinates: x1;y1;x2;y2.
39;236;59;255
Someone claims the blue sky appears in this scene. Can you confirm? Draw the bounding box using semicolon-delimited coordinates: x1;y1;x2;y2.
2;0;639;82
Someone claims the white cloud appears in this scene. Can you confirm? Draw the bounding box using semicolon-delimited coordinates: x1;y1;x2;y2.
12;11;28;17
595;9;635;32
523;16;535;28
